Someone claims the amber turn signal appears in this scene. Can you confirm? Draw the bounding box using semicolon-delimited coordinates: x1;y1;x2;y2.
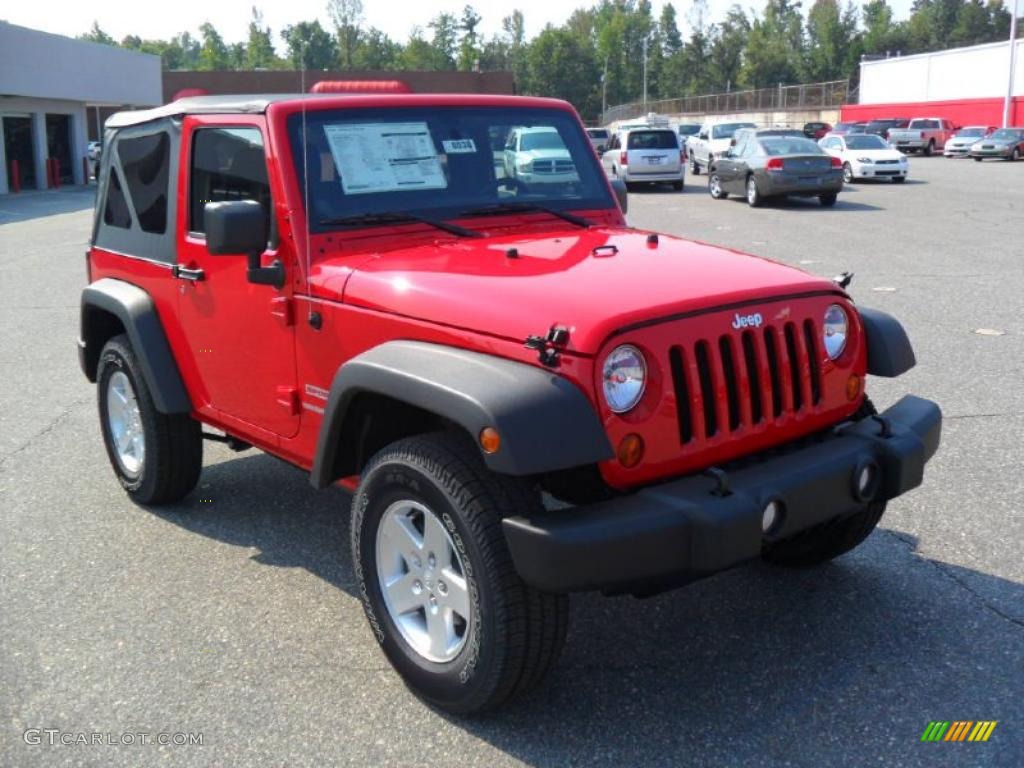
479;427;501;454
617;433;644;468
846;374;862;401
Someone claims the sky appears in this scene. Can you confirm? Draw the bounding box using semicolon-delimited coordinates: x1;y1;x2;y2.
3;0;919;51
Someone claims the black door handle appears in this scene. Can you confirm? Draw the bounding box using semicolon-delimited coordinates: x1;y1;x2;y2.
172;265;205;282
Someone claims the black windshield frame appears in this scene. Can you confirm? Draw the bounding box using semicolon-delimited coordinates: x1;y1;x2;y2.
288;105;615;234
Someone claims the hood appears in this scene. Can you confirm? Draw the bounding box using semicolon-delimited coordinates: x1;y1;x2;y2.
849;148;904;160
520;148;571;160
324;228;839;354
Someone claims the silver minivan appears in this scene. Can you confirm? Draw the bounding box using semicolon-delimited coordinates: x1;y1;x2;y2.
602;127;685;190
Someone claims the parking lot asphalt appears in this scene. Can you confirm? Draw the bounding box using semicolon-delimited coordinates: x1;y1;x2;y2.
1;158;1022;768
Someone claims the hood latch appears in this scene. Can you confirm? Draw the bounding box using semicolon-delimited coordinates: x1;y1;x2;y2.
524;325;570;368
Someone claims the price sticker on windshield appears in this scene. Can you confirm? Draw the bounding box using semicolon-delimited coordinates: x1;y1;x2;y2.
442;139;477;154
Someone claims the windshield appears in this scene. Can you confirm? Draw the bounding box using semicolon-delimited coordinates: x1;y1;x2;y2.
990;129;1021;140
845;135;888;150
288;106;613;232
627;130;678;149
712;123;755;139
677;124;701;135
955;128;987;137
586;129;609;139
760;137;826;156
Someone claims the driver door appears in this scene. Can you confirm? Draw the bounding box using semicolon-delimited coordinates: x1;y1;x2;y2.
175;118;300;439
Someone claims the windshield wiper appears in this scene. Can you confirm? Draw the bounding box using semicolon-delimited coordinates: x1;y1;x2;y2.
457;202;593;228
319;211;482;238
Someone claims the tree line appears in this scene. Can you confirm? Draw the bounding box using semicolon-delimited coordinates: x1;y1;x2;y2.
80;0;1019;120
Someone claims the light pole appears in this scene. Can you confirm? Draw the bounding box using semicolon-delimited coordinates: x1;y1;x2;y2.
602;55;608;122
1004;0;1019;128
642;37;648;113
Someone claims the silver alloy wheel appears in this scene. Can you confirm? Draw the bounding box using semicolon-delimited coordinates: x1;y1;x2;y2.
709;174;721;197
843;163;853;183
747;177;757;204
376;499;471;663
106;370;145;478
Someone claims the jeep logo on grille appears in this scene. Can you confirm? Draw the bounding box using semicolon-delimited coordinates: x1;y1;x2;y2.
731;312;764;329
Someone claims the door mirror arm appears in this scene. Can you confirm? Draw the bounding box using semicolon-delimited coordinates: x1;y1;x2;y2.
246;252;286;289
205;200;284;289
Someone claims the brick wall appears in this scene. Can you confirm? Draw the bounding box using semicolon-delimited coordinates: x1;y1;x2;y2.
162;70;515;104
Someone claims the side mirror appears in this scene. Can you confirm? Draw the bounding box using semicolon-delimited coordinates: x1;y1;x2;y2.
729;137;737;146
204;200;284;289
609;177;628;215
699;132;708;140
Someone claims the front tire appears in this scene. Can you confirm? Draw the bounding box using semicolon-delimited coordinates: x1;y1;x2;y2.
892;176;907;183
351;433;568;714
1011;148;1020;161
97;334;202;505
708;172;727;199
763;399;886;567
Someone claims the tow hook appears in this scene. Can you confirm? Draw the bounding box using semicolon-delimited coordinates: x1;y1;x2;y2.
524;325;570;367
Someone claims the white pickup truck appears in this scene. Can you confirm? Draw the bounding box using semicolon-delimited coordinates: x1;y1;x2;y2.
888;118;957;156
687;120;756;175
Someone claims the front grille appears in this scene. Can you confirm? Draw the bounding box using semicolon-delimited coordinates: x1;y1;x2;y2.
669;320;823;445
876;159;899;165
533;159;575;174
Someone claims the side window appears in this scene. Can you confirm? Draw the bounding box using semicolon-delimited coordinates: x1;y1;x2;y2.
117;133;171;234
103;169;132;229
189;127;270;237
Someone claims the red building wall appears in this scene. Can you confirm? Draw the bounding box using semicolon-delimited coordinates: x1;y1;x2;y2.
841;96;1024;127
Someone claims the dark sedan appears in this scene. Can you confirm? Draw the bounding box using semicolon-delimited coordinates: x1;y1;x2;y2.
708;129;843;207
970;128;1024;161
864;118;909;141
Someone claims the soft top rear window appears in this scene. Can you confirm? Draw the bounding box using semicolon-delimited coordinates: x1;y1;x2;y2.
627;130;677;149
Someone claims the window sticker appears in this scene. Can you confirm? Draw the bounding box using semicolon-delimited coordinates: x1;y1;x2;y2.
322;122;447;195
442;138;477;154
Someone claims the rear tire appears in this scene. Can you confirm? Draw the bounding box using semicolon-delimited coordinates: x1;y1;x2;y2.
1011;148;1020;161
842;162;854;183
351;432;568;714
672;180;684;191
745;175;763;207
97;334;202;505
923;139;934;157
974;156;983;162
819;192;838;207
763;398;886;567
689;155;700;175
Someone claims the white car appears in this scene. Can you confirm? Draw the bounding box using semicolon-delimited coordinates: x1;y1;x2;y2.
687;121;756;174
818;133;908;183
503;127;579;185
87;141;102;161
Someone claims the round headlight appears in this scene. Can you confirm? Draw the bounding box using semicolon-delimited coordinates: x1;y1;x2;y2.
602;345;647;413
823;304;849;360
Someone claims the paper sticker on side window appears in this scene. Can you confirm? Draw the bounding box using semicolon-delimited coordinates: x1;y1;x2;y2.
442;139;477;154
323;121;447;195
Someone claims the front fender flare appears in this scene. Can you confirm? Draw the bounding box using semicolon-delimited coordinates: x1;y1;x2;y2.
858;307;916;378
310;341;613;488
80;278;192;414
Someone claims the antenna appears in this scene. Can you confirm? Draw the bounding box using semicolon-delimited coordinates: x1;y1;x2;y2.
300;41;314;320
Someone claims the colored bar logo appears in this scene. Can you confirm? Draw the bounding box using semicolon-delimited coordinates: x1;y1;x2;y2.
921;721;997;742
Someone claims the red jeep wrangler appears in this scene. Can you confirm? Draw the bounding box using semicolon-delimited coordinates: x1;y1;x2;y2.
80;92;941;714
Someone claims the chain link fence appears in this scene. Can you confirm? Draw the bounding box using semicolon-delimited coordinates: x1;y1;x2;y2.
601;80;851;125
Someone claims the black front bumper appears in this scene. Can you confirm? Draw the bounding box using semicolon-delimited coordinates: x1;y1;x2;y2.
503;395;941;593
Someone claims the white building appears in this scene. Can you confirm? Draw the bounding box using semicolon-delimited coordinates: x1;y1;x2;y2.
847;38;1023;127
0;22;162;194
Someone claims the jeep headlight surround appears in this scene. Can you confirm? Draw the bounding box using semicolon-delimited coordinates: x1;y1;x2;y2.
823;304;849;360
602;344;647;413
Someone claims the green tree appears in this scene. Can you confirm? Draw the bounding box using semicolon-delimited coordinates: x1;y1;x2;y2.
399;28;438;69
79;22;117;46
524;26;600;118
282;20;339;70
709;6;750;91
806;0;859;81
354;28;402;69
429;12;459;69
247;7;277;68
987;0;1012;40
197;22;230;70
458;5;483;71
328;0;364;69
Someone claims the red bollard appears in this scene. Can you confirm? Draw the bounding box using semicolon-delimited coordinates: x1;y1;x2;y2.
10;159;20;193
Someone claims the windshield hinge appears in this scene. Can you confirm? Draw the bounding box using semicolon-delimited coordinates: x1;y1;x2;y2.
524;325;570;368
833;270;854;289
